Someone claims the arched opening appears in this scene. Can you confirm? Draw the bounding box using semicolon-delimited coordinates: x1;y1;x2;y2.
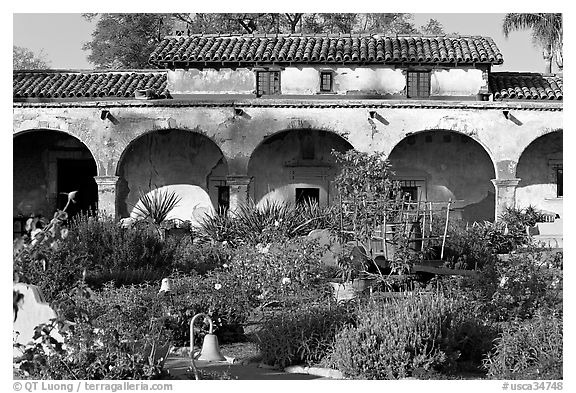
116;129;228;224
388;130;496;222
247;129;353;206
13;130;98;233
516;130;563;218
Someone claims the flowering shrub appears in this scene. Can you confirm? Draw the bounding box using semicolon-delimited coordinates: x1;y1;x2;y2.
483;311;563;380
326;293;468;379
14;283;171;380
256;301;357;368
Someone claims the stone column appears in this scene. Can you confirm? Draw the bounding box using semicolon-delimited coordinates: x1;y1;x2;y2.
94;176;119;219
226;175;251;212
491;178;521;220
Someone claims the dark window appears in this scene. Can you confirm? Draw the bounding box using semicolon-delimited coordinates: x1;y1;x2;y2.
557;167;563;197
401;186;418;202
256;71;281;96
320;71;334;92
296;188;320;206
57;158;98;217
217;186;230;212
406;71;430;98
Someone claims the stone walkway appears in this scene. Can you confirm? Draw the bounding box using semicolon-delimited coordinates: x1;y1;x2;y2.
164;355;328;380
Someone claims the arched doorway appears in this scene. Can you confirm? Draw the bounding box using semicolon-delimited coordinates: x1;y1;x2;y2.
516;131;563;218
247;129;353;206
388;130;496;222
116;129;228;224
13;130;98;233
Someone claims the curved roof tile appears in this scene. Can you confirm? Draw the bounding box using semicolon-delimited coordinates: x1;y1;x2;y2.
148;33;504;67
489;72;563;101
13;70;170;99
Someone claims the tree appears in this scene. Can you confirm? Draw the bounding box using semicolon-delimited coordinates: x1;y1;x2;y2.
82;13;450;68
82;14;175;69
502;13;563;73
13;46;50;70
419;19;446;35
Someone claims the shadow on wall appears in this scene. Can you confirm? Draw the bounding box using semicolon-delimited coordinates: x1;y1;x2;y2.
460;191;495;223
129;184;214;226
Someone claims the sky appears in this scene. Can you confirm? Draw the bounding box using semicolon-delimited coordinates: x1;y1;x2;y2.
12;13;551;73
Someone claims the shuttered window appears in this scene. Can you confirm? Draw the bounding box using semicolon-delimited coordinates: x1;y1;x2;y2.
256;71;281;96
406;71;430;98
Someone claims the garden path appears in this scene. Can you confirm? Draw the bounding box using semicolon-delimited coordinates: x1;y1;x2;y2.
164;355;326;380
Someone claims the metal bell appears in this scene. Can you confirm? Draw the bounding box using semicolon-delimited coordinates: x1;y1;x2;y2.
158;278;172;293
197;333;226;362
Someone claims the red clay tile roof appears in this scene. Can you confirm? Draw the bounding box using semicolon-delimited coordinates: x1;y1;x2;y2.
148;34;503;67
13;70;170;99
489;72;563;100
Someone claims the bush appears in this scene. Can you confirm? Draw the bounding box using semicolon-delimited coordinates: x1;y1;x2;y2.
14;283;172;380
171;238;233;275
255;301;357;368
483;312;563;380
327;292;471;379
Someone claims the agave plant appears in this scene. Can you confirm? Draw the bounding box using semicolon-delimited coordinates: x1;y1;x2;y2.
132;187;182;226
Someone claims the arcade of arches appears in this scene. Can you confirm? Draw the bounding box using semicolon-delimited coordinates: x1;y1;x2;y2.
13;127;561;232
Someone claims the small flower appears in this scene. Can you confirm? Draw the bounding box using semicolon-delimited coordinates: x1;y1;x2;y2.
256;243;271;254
222;264;229;269
499;276;509;287
214;283;222;290
281;277;291;285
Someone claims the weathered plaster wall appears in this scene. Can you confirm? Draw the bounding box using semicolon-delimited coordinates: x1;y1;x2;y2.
168;66;483;97
248;129;352;206
430;69;484;96
13;103;561;220
116;129;227;219
389;131;496;222
516;131;563;217
169;69;255;94
13;130;95;217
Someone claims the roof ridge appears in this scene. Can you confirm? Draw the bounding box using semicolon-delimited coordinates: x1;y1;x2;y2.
163;32;492;40
13;69;168;74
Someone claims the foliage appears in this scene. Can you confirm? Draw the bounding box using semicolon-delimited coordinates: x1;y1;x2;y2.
502;13;563;72
198;200;338;246
132;188;182;226
483;311;563;380
82;13;174;69
500;205;550;246
171;237;233;275
327;292;464;379
255;302;357;368
14;283;171;380
485;249;563;322
82;13;447;68
13;46;51;70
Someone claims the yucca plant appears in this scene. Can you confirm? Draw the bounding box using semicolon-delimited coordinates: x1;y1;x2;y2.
132;188;182;226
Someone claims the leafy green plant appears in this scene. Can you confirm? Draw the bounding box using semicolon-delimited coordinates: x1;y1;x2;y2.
132;187;182;226
483;311;563;380
14;282;172;380
326;292;467;379
255;302;357;368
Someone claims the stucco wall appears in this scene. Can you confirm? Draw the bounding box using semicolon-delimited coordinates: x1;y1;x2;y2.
13;102;562;221
389;130;496;222
247;129;352;206
116;129;227;219
168;66;483;97
516;131;563;217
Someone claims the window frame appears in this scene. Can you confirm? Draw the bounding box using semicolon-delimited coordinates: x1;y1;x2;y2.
255;70;281;97
556;166;563;198
406;70;431;99
319;70;334;93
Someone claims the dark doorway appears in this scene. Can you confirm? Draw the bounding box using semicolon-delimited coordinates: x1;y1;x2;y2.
296;188;320;206
217;186;230;212
57;159;98;217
